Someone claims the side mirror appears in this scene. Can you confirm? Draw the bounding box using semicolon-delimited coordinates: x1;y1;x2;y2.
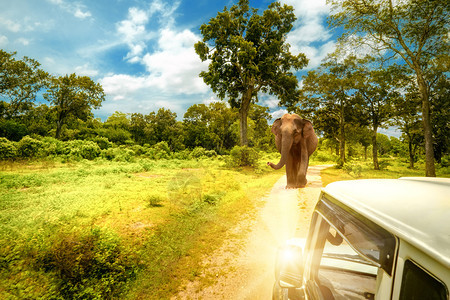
275;239;304;289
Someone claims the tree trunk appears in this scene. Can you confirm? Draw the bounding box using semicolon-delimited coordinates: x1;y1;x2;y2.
372;125;379;170
416;70;436;176
55;115;64;139
407;134;415;169
239;88;253;146
339;100;345;164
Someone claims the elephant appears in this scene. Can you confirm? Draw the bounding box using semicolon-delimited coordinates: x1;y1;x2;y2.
267;113;318;189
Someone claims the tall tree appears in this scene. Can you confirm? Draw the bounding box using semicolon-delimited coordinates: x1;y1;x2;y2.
195;0;308;146
328;0;449;176
354;61;399;170
0;50;48;117
298;54;358;164
44;74;105;139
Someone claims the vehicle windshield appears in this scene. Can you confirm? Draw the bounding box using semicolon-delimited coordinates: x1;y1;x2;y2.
318;225;378;299
317;195;397;275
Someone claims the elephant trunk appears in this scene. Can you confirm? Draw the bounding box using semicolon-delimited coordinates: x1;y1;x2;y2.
268;134;292;170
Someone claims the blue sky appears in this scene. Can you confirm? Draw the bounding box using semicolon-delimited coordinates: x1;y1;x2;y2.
1;0;339;122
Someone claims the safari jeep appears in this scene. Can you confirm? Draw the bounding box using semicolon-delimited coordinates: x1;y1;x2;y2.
273;177;450;300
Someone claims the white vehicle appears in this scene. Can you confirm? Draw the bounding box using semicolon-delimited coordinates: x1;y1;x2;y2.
274;177;450;300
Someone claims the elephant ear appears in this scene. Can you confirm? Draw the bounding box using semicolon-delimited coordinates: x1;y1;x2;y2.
271;118;282;136
293;118;314;138
301;119;315;138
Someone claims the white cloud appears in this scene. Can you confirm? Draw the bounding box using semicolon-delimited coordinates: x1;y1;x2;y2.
141;28;208;94
0;17;21;32
297;41;336;69
263;97;281;109
0;35;8;47
74;63;99;77
74;8;91;19
100;74;147;100
271;109;288;120
280;0;335;69
47;0;92;20
16;38;30;46
101;0;209;111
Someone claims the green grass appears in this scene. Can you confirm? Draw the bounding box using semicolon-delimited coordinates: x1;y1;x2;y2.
321;157;450;186
2;153;447;298
0;157;283;299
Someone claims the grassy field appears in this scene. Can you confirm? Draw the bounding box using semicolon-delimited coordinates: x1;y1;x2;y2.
0;155;284;299
0;153;448;299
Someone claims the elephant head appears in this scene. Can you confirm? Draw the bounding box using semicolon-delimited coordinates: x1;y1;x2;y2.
267;113;318;188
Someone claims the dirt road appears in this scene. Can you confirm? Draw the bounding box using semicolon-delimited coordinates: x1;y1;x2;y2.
174;165;332;300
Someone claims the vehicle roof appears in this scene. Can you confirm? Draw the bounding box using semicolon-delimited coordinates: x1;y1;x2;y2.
322;177;450;269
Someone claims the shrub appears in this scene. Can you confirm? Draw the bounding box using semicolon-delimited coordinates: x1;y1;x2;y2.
40;137;65;156
150;141;171;160
0;119;29;141
0;137;17;159
114;147;135;162
38;228;137;299
93;137;113;150
227;146;259;167
147;194;165;207
17;136;43;158
66;140;101;160
343;161;363;177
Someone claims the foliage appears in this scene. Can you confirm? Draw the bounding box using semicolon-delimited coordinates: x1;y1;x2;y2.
16;135;43;158
43;73;105;139
227;145;259;167
37;228;137;299
0;137;16;159
328;0;449;176
0;158;283;299
0;50;48;117
0;119;29;141
195;0;307;145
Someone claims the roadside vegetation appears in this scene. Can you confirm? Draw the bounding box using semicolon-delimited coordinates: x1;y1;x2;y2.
0;150;285;299
0;139;447;298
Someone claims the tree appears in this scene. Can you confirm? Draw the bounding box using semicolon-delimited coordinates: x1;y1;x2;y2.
328;0;449;176
298;54;359;164
248;103;272;149
147;108;184;151
43;74;105;139
183;102;238;152
354;61;399;169
195;0;308;146
0;50;48;117
430;75;449;164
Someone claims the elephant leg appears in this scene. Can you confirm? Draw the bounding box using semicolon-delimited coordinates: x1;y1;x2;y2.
285;154;298;189
296;141;309;188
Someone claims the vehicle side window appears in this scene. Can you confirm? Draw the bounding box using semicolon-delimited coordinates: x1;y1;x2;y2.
318;226;378;300
399;260;447;300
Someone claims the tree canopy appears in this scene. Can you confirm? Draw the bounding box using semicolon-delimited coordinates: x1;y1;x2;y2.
43;74;105;139
328;0;449;175
195;0;308;146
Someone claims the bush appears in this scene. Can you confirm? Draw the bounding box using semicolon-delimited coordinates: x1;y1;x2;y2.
40;137;65;156
227;146;259;167
38;228;137;299
110;147;135;162
93;137;113;150
189;147;217;159
0;137;17;159
0;119;29;141
17;136;43;158
66;140;101;160
343;161;363;177
149;141;171;160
